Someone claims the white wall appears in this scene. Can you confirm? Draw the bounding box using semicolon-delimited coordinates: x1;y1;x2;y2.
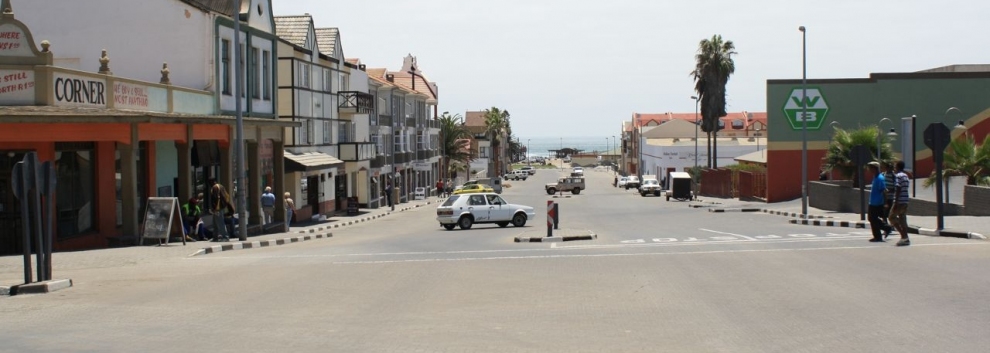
17;0;213;90
641;141;761;175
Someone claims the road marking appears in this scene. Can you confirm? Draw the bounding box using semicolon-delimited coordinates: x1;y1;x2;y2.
699;228;758;241
562;235;870;249
329;242;987;265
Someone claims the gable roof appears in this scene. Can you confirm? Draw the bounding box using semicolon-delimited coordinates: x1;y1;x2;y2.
273;15;312;48
179;0;236;16
314;28;339;58
465;111;486;127
389;72;438;102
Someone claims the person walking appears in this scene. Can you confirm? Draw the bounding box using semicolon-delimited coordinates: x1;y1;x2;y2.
889;161;911;246
866;162;887;243
385;181;394;211
261;186;276;225
436;179;444;198
284;192;295;232
881;162;897;238
209;181;235;241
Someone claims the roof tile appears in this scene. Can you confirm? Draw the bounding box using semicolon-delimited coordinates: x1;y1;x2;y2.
274;15;312;48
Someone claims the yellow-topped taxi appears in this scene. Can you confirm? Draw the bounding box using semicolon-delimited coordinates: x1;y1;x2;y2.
453;184;495;195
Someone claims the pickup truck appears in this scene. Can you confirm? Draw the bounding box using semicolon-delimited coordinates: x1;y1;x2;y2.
639;178;662;197
546;177;585;195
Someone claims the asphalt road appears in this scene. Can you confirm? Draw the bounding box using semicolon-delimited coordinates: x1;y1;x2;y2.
2;166;989;353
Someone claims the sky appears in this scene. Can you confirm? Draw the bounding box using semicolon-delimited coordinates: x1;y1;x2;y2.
271;0;990;138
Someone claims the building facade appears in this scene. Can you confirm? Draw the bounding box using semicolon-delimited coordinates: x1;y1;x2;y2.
0;0;293;255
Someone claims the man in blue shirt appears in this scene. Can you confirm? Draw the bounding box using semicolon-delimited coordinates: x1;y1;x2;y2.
261;186;276;225
866;161;886;242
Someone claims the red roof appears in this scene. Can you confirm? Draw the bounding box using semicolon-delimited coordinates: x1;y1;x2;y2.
632;111;767;129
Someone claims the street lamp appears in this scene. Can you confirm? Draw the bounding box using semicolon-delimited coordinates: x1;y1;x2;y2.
612;135;617;175
877;118;897;159
691;95;700;168
754;126;762;151
799;25;808;216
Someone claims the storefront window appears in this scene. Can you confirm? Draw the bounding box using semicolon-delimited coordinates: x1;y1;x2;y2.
56;143;96;239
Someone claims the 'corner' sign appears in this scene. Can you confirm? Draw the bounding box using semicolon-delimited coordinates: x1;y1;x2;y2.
782;88;830;130
52;72;106;108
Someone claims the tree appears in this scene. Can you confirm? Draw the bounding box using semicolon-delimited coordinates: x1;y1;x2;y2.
484;107;511;176
691;34;736;169
924;134;990;187
821;126;895;187
438;112;472;181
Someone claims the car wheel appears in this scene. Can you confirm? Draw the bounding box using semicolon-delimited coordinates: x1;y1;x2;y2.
640;192;646;197
512;213;527;227
442;224;456;230
497;222;509;228
654;191;661;197
572;188;580;195
546;188;556;195
458;216;473;230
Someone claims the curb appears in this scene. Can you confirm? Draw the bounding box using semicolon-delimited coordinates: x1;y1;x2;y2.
708;208;762;213
688;204;717;208
9;279;73;295
910;226;987;240
762;210;831;219
789;219;867;229
514;232;597;243
198;233;333;255
0;285;9;296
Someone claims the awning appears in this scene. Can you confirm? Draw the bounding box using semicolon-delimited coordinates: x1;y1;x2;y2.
284;151;344;173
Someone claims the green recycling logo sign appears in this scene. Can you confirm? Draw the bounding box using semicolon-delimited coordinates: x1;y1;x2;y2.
782;87;830;130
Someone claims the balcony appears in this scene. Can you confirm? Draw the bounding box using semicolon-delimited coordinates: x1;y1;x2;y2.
338;91;374;115
377;115;392;127
405;117;416;127
371;155;386;168
393;152;408;164
416;150;429;161
338;142;376;162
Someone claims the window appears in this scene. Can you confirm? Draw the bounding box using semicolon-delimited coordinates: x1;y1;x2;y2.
338;73;348;92
298;119;310;144
731;119;745;129
417;130;424;151
221;39;230;95
57;143;96;238
394;132;401;151
468;195;487;206
323;120;332;144
251;47;259;99
480;147;489;158
262;50;270;100
324;69;332;93
298;62;310;88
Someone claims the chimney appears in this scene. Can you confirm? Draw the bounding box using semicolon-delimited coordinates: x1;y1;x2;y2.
386;73;394;82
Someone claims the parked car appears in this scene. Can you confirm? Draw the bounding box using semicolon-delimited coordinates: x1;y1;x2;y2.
617;177;629;188
436;193;536;230
520;166;536;175
639;178;662;197
453;184;495;195
625;176;640;190
457;178;503;194
504;170;528;181
571;167;584;177
546;177;585;195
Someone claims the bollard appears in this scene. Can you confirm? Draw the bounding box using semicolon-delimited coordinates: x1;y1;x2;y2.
553;203;559;230
547;200;554;237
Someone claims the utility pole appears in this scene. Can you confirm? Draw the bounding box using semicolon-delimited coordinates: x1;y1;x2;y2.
233;0;247;241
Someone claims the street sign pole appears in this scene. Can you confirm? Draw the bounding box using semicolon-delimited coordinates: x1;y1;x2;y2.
924;122;950;230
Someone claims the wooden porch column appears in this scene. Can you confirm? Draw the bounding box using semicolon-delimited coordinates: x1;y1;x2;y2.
273;140;286;222
247;127;262;225
175;125;193;201
119;123;140;238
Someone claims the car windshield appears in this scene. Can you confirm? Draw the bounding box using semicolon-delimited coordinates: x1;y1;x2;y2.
441;195;460;207
644;180;658;185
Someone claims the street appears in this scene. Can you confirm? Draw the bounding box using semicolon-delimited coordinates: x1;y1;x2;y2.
1;167;989;353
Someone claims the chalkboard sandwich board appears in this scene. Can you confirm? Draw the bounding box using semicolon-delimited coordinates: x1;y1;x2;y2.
347;197;359;216
140;197;186;246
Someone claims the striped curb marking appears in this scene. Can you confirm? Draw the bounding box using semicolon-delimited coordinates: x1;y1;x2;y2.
789;219;867;228
912;227;987;240
198;233;333;255
708;208;763;213
761;209;831;219
7;279;73;295
514;233;597;243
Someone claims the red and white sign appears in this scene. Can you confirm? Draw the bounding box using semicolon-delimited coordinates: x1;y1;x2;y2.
0;24;32;57
0;69;35;104
113;82;150;110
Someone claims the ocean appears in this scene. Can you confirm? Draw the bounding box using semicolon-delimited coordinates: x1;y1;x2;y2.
516;136;618;158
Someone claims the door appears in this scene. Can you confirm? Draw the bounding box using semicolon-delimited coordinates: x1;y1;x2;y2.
307;176;320;216
485;194;512;221
466;194;489;221
335;173;347;212
0;151;26;256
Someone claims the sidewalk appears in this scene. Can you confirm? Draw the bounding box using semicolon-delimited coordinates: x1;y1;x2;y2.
0;198;441;291
693;196;988;238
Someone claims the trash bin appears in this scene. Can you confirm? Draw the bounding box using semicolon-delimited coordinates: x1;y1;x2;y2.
393;187;401;204
414;187;426;200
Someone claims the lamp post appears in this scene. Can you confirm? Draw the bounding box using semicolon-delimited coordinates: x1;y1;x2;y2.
690;96;700;169
232;0;247;241
527;139;531;166
755;127;762;151
612;135;617;175
877;118;897;160
799;25;808;216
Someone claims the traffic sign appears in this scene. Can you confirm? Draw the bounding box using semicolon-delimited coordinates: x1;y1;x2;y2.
923;123;950;152
782;88;830;130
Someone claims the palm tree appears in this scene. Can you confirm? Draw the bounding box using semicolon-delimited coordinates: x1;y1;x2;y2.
484;107;511;176
438;112;472;181
691;34;736;168
822;126;895;187
924;134;990;187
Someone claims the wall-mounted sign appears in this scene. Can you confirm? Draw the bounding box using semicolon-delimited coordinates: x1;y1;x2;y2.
113;82;150;110
0;23;32;57
0;69;35;104
52;72;106;107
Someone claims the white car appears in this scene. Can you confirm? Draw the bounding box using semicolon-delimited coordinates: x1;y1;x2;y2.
436;193;535;230
520;166;536;175
617;177;629;188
